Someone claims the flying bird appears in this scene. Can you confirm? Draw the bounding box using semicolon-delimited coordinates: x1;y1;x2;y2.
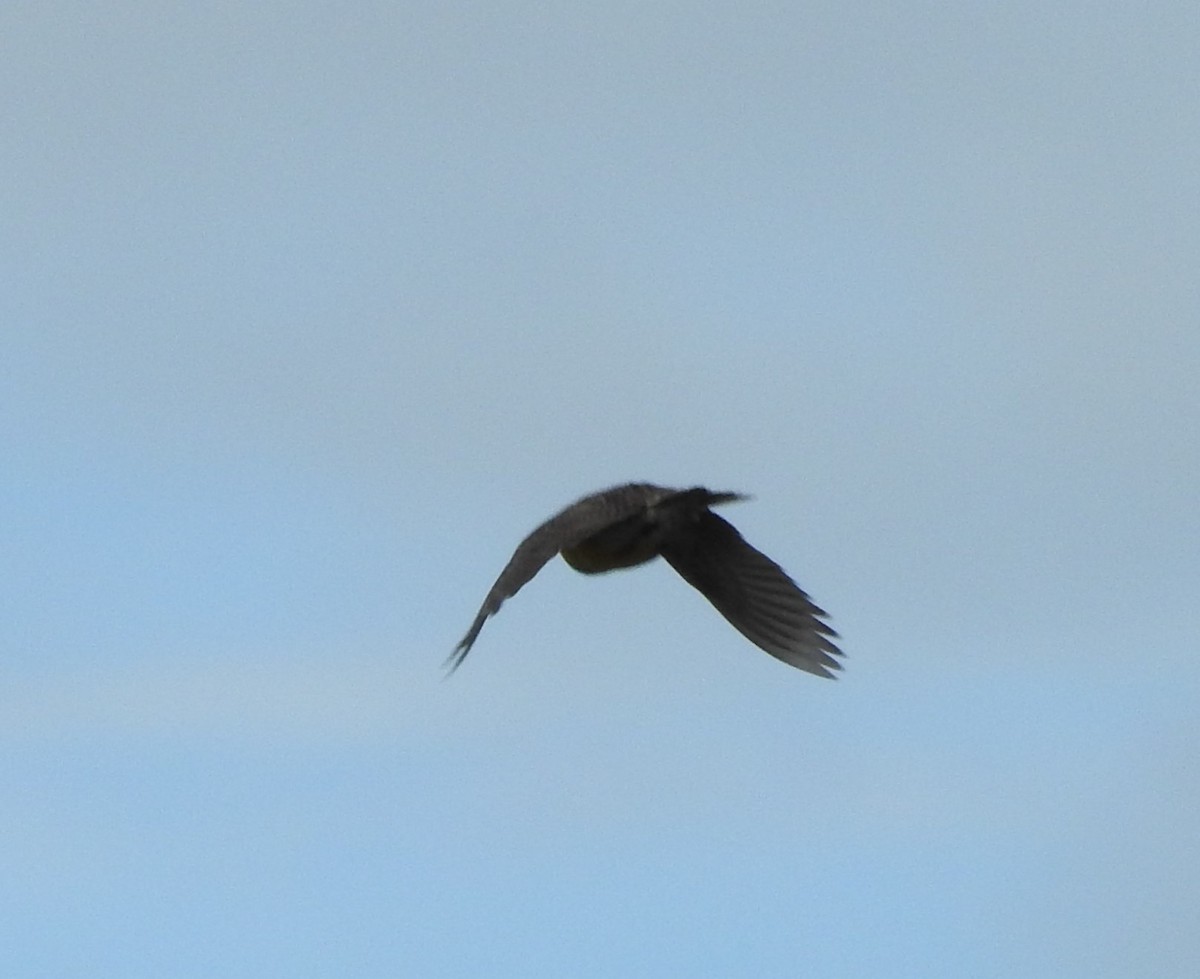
449;483;842;677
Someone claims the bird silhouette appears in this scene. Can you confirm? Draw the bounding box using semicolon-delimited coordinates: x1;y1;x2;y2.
449;483;842;677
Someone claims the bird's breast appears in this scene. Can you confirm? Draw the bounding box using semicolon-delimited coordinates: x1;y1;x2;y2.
561;522;665;574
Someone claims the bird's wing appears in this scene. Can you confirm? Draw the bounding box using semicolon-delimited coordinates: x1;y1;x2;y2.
660;511;843;678
447;485;668;671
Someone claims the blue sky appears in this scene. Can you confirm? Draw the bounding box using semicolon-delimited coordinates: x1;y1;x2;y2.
3;2;1198;976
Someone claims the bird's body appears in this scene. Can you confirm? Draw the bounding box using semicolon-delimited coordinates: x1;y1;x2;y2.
450;482;842;677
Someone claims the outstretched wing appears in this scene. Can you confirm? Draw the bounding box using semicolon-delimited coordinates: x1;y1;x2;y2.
447;484;671;672
660;511;842;678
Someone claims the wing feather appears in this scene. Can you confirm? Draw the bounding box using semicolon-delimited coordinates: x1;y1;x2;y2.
660;512;842;678
447;483;674;671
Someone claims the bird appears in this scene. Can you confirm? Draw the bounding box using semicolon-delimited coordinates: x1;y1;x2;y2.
449;482;842;677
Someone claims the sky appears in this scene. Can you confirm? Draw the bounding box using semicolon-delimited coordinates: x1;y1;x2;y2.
3;1;1198;976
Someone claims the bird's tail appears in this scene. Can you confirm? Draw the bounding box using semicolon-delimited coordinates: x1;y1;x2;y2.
663;487;750;510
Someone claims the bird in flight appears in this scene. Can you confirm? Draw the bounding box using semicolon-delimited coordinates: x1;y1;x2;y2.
449;483;841;677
